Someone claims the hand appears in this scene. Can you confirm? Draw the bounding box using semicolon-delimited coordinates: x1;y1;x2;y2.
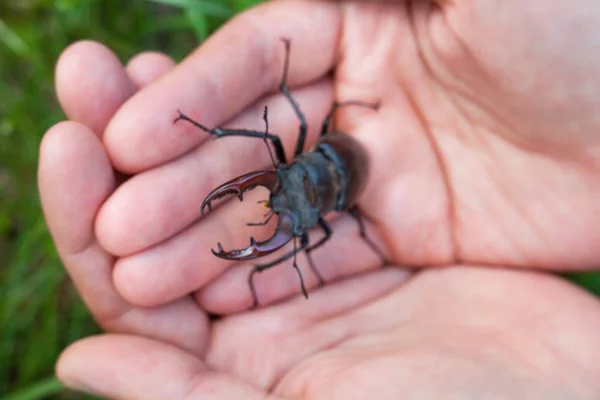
39;0;600;398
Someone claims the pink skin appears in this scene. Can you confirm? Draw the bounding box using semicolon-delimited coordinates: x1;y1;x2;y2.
39;1;600;399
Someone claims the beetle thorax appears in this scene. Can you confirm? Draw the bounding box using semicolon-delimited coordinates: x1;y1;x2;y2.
270;153;339;235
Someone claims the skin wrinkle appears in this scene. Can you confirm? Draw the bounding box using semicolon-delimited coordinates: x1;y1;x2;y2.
339;4;395;92
63;244;126;324
440;304;560;379
406;1;459;262
448;274;600;389
179;363;225;400
208;319;283;387
480;319;592;394
481;145;552;264
99;304;139;333
333;3;391;237
299;272;404;331
486;133;600;265
418;4;531;150
306;284;576;397
424;22;522;154
207;272;406;392
523;294;600;390
425;3;600;166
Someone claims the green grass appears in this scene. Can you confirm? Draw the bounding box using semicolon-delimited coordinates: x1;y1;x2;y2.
0;0;261;398
1;1;600;399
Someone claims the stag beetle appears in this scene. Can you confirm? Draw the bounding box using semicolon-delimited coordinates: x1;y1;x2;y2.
174;38;387;308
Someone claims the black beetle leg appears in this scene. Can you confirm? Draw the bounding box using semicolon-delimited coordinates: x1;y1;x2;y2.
261;105;278;168
174;110;287;164
248;233;310;309
303;217;332;286
348;206;387;267
320;101;380;136
278;38;309;157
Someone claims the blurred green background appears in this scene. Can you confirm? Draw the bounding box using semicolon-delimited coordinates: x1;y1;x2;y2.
0;0;261;398
1;0;599;399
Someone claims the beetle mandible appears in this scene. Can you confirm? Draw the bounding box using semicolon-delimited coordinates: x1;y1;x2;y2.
174;38;387;308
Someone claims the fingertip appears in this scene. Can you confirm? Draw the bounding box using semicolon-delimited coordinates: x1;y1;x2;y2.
39;121;116;255
126;51;176;88
55;40;136;136
55;335;97;387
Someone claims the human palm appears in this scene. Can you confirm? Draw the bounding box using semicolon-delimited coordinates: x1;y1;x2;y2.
39;1;600;398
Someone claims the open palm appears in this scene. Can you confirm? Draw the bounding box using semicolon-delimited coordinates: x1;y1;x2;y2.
39;1;600;398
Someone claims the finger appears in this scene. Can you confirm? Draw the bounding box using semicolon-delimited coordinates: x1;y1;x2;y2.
104;0;343;173
96;79;332;256
198;213;395;313
38;121;123;318
55;40;136;136
38;123;208;354
126;51;176;88
39;121;117;256
56;334;275;400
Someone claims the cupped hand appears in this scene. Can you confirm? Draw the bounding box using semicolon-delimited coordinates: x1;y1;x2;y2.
38;0;600;398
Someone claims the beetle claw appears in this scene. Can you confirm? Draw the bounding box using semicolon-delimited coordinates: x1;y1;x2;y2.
200;171;279;216
210;214;295;260
201;201;213;216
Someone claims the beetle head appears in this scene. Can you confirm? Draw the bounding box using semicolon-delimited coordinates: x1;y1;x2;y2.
200;170;294;260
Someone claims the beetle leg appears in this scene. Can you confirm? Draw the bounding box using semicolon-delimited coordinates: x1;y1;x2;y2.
303;218;332;286
200;170;279;215
174;109;287;164
348;206;387;267
277;38;309;157
212;213;294;260
320;101;380;136
248;232;310;308
261;105;278;168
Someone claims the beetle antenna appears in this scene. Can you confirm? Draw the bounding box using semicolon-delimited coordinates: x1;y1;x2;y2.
262;105;277;168
247;209;275;226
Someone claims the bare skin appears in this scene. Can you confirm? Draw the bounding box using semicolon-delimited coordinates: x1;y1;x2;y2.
38;1;600;398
